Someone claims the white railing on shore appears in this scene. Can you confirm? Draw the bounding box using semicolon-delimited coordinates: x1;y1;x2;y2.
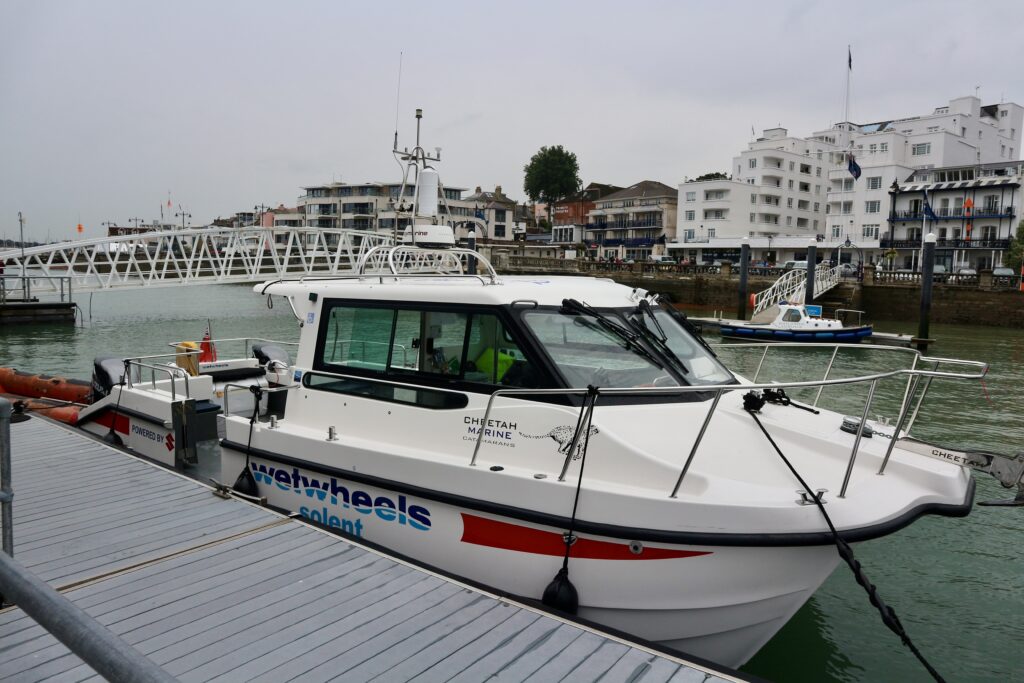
0;227;395;294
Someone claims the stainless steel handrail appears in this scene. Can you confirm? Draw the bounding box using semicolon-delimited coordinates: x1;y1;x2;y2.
126;362;190;400
466;352;987;497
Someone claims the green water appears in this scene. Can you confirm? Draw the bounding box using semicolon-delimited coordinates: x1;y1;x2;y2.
1;286;1022;682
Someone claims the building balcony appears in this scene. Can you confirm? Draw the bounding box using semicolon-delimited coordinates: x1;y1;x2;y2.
890;208;1016;221
880;238;1011;249
585;220;663;230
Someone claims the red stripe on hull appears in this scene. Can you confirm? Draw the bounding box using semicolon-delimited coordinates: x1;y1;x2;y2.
460;513;712;560
90;410;130;435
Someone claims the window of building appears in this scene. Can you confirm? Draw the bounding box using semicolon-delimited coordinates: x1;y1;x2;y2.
788;180;794;189
494;224;506;237
912;143;931;155
685;210;695;221
787;197;793;208
751;194;757;204
799;163;811;174
880;142;888;152
813;220;819;230
789;162;795;171
869;144;877;153
685;191;696;202
816;167;822;177
786;216;792;226
706;209;725;219
832;225;842;238
707;228;715;238
843;178;854;191
749;158;757;168
747;178;755;184
749;213;755;222
814;202;820;212
841;201;852;215
862;224;879;239
865;201;880;213
867;176;882;190
1001;110;1008;118
798;182;810;192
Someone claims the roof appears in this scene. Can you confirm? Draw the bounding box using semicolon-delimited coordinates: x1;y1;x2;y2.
899;177;1022;193
600;181;676;201
260;274;642;309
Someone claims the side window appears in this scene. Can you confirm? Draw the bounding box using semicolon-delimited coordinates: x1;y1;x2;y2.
391;310;469;377
783;309;802;322
321;306;395;372
464;313;538;388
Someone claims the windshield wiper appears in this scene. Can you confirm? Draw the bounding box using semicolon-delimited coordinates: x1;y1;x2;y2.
560;298;664;369
655;297;719;357
629;301;690;375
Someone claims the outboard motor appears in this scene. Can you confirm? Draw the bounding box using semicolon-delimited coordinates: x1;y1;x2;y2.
252;343;290;369
91;356;137;401
252;343;290;418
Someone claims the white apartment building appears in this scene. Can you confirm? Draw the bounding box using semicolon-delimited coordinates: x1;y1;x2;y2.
296;182;520;243
676;95;1022;266
674;128;836;263
824;96;1022;266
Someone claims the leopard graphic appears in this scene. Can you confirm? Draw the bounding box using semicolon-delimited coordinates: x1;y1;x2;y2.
519;425;600;460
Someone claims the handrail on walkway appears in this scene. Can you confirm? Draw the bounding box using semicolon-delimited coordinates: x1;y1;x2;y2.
0;397;177;682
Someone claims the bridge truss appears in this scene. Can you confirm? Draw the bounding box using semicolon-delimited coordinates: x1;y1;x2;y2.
753;263;842;316
0;226;396;295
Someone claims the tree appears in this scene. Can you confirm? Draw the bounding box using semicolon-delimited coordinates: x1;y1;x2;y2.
523;146;581;231
1005;220;1024;271
693;171;730;182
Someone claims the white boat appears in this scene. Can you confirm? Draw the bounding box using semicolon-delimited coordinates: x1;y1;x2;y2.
720;303;872;342
204;113;1018;668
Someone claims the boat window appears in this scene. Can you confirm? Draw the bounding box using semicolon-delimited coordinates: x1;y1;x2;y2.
464;313;539;387
523;310;681;388
391;309;469;377
650;310;734;385
782;309;803;322
321;306;396;372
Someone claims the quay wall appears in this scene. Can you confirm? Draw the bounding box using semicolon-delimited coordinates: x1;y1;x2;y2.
498;257;1024;328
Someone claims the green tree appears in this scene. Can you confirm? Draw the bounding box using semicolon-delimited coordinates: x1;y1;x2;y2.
693;171;729;181
523;146;581;231
1005;220;1024;271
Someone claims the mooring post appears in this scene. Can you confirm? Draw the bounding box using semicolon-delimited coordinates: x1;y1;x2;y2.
737;237;750;320
917;232;936;353
0;398;13;561
467;229;477;275
805;239;817;304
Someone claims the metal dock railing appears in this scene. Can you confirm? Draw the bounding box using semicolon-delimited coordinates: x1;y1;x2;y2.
0;402;743;682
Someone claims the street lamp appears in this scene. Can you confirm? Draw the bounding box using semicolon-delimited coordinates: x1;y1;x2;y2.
175;211;191;229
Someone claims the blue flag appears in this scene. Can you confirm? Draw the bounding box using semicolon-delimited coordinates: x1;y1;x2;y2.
847;153;861;180
922;189;938;221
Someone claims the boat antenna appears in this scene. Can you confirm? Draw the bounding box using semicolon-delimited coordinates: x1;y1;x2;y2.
393;51;403;153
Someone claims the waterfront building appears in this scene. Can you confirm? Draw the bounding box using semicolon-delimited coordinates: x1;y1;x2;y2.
550;183;623;248
885;161;1022;271
295;182;521;243
676;95;1022;267
586;181;678;261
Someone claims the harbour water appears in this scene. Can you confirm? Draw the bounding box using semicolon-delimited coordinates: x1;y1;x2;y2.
1;284;1021;682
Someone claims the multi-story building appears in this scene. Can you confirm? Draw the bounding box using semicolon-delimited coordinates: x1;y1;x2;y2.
295;182;522;243
550;183;622;247
824;96;1022;266
675;95;1022;266
585;181;678;260
677;128;834;256
885;161;1021;271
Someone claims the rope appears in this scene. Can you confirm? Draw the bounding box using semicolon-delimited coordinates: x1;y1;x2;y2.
743;392;946;683
560;385;599;570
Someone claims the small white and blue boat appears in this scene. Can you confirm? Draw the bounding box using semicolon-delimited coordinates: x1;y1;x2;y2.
720;303;872;342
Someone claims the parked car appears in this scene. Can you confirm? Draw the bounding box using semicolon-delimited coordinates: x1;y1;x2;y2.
838;263;856;276
950;267;978;284
992;267;1015;277
783;260;808;271
931;264;948;282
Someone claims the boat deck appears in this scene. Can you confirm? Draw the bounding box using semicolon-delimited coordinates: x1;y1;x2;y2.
0;416;741;682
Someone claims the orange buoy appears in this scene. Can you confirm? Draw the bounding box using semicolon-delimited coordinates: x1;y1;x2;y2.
0;367;92;404
10;399;81;425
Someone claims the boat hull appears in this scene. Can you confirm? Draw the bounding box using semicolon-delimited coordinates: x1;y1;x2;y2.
720;324;873;343
220;446;841;668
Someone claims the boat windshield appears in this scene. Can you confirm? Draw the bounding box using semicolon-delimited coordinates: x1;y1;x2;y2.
522;308;734;389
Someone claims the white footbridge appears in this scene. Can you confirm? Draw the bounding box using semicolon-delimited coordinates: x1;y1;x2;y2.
0;226;398;295
752;263;843;317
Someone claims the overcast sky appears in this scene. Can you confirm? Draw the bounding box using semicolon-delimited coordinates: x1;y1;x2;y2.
3;0;1024;242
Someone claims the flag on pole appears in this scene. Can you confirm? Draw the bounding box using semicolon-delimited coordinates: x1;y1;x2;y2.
199;321;217;363
922;189;938;221
848;47;852;70
847;152;861;180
